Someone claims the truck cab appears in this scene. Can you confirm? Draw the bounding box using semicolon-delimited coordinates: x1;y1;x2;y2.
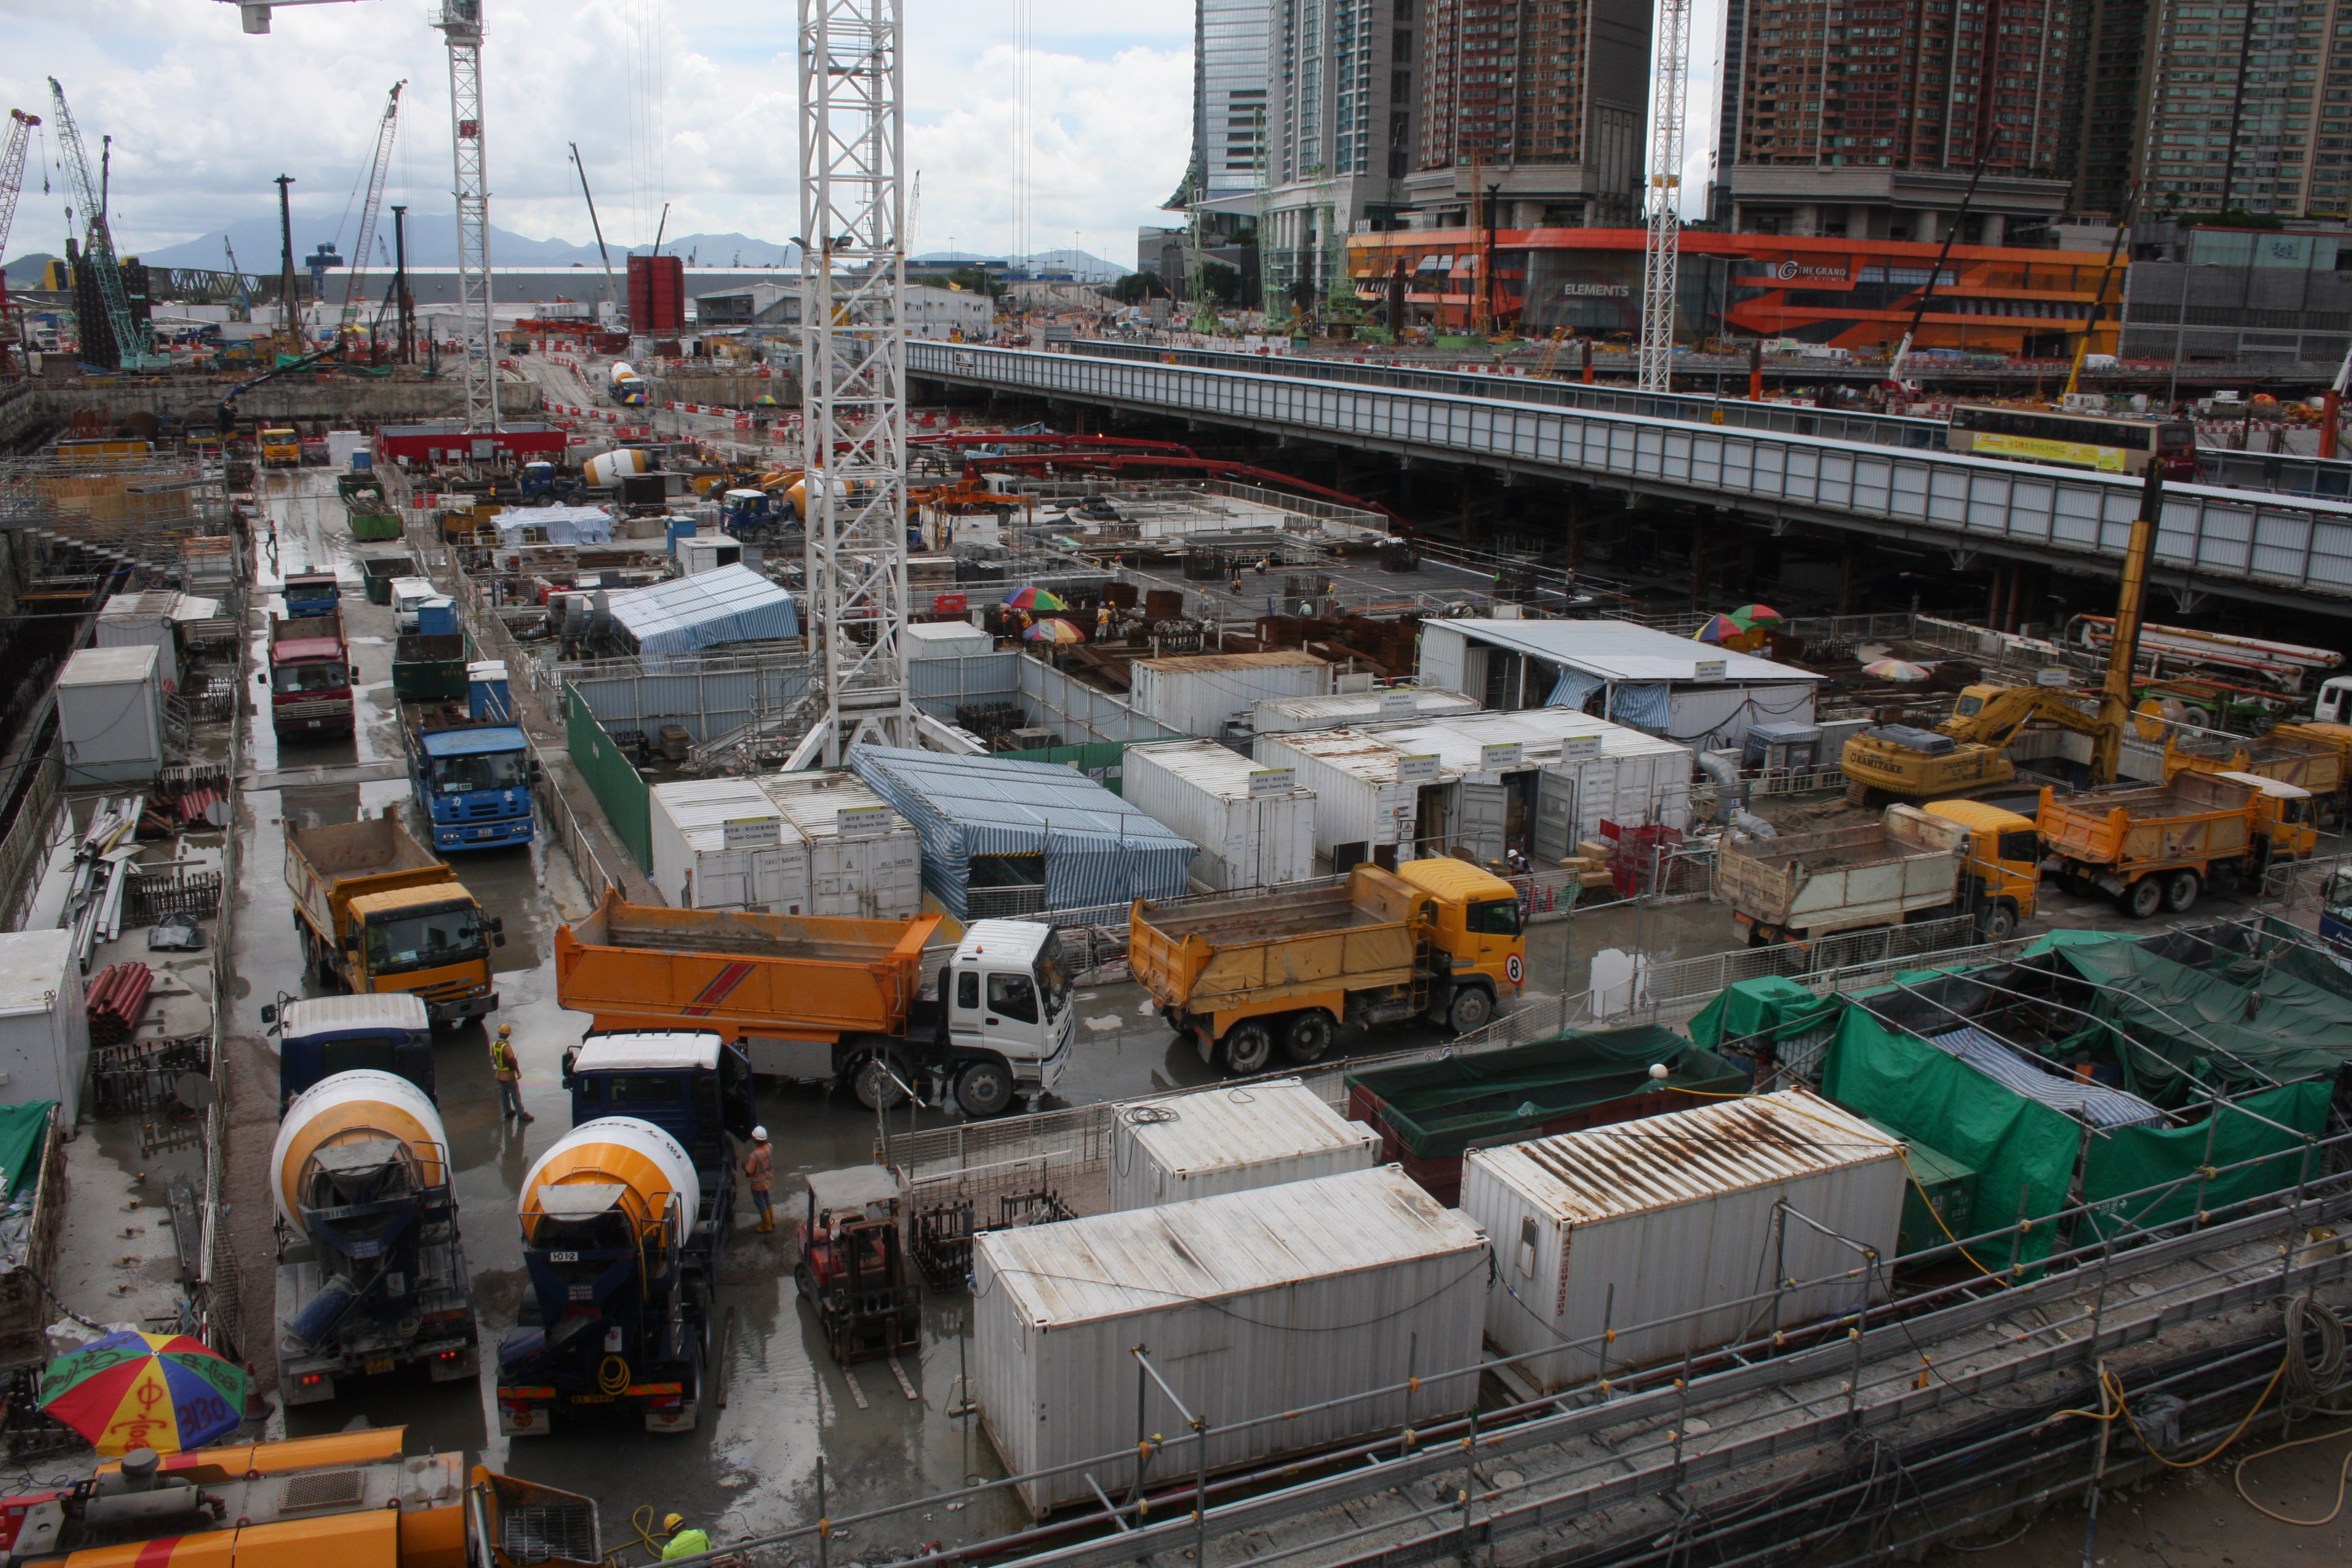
407;716;537;852
391;577;440;635
259;427;301;467
262;992;434;1105
346;884;502;1024
719;489;776;537
283;572;341;619
2215;770;2318;861
2324;869;2352;956
1920;799;2043;940
936;921;1075;1114
2314;676;2352;727
519;460;558;499
560;1031;756;1173
1391;858;1526;1028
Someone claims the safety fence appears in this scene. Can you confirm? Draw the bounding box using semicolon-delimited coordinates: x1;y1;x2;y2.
194;656;247;1364
0;747;64;932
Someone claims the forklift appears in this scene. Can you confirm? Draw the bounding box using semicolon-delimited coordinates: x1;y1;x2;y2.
794;1166;923;1365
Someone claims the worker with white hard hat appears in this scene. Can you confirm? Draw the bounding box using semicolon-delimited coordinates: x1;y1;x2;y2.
743;1126;775;1233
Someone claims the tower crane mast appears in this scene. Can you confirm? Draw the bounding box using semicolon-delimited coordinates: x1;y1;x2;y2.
1638;0;1691;393
341;80;405;339
0;110;39;375
46;79;163;371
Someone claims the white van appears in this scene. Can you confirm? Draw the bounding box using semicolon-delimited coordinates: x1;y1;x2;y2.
390;577;439;635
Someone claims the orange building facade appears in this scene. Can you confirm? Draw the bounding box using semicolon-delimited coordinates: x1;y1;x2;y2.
1347;229;2126;357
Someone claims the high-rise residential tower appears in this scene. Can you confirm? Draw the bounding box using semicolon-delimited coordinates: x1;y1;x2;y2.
2119;0;2349;220
1718;0;2080;242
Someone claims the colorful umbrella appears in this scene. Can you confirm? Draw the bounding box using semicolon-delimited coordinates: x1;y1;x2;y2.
1861;659;1933;682
1003;586;1067;612
754;394;779;407
1692;614;1747;644
1727;603;1785;626
1024;617;1086;643
39;1331;246;1455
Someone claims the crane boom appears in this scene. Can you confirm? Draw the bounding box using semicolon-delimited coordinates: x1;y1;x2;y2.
341;80;405;331
46;79;160;371
0;110;38;374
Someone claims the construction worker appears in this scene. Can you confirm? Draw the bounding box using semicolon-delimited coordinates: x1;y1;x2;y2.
491;1025;532;1123
743;1128;775;1233
659;1514;710;1560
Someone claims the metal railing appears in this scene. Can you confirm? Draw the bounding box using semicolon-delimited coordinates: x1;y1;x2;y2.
0;747;64;932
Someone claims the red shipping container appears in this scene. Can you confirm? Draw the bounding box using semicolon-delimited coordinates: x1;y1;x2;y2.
627;254;685;333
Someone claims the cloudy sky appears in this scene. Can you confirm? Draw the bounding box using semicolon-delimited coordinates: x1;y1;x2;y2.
5;0;1726;272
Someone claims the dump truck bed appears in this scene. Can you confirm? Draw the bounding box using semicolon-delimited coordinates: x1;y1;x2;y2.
269;611;342;649
2040;773;2257;870
285;818;457;942
1717;806;1963;937
555;890;941;1039
1129;867;1423;1013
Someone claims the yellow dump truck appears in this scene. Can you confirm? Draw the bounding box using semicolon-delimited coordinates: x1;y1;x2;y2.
1130;858;1526;1076
258;426;302;468
2039;771;2268;918
286;814;503;1026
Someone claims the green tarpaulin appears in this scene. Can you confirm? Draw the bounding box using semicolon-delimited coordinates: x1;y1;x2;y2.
0;1103;55;1204
1345;1025;1745;1160
2080;1077;2330;1241
1687;976;1844;1054
2044;939;2352;1099
1820;1008;2076;1272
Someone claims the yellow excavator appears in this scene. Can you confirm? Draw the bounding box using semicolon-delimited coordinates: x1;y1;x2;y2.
1841;465;2164;805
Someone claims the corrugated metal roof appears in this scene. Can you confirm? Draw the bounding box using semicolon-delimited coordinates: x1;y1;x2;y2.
1470;1088;1901;1226
1436;618;1822;684
607;564;799;655
979;1166;1485;1328
275;994;430;1035
59;645;158;686
1133;650;1329;674
1115;1080;1373;1175
573;1033;722;1072
0;930;74;1017
758;771;906;838
1254;688;1484;730
1266;727;1412;780
1265;709;1686;783
1126;739;1308;799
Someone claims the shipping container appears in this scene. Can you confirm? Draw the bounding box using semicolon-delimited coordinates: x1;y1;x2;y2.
1130;650;1331;742
757;770;924;920
94;590;188;690
1251;727;1423;870
0;930;91;1125
1108;1078;1377;1210
57;645;166;785
1462;1088;1903;1390
1123;739;1316;890
647;778;807;912
903;619;995;661
973;1167;1488;1514
1250;687;1483;736
627;254;686;334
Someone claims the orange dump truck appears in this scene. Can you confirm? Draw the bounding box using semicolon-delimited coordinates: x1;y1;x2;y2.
553;889;1074;1117
2039;771;2269;919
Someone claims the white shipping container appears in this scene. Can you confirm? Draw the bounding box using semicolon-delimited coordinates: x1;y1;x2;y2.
57;645;165;785
1365;710;1692;864
1251;687;1483;735
903;619;995;661
1131;650;1331;741
973;1167;1488;1514
1462;1088;1903;1391
1108;1078;1377;1210
1123;740;1316;890
759;770;924;920
0;930;92;1125
95;591;183;691
326;430;369;468
647;778;808;912
1252;728;1423;867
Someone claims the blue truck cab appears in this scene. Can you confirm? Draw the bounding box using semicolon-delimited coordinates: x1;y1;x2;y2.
719;489;776;538
2324;869;2352;956
561;1030;756;1176
520;460;558;499
283;571;341;619
405;709;538;851
262;991;435;1106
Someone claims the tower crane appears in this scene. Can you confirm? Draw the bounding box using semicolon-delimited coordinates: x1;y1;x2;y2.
1637;0;1691;393
787;0;914;766
340;80;405;345
0;109;40;376
46;80;164;371
221;0;498;430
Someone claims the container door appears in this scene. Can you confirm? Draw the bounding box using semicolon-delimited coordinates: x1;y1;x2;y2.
1533;768;1578;864
1454;783;1508;863
696;849;751;910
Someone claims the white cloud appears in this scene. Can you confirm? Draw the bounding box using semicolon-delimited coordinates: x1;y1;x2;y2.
2;0;1192;269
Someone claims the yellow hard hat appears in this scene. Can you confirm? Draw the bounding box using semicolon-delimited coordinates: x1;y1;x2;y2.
664;1514;687;1534
497;1024;512;1037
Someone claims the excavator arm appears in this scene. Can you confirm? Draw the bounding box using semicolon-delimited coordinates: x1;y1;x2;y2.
1938;684;2105;750
217;336;350;434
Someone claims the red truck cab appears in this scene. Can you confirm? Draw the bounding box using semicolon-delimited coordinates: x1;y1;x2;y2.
261;610;358;738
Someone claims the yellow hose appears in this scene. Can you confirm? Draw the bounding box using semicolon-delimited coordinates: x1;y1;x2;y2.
598;1354;632;1396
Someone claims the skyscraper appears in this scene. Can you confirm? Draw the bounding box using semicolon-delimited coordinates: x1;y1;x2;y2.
1719;0;2079;242
2121;0;2347;220
1173;0;1276;207
1402;0;1652;228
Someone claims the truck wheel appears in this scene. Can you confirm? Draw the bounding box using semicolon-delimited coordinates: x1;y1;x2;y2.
954;1059;1016;1119
1280;1011;1335;1064
1218;1022;1274;1077
851;1054;910;1111
1977;903;2017;942
1448;987;1495;1034
2163;869;2201;913
2120;877;2164;920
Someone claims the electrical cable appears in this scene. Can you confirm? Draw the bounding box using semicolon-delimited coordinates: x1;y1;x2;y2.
2235;1425;2352;1527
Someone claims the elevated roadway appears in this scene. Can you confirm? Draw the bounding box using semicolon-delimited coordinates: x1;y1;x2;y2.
910;341;2352;613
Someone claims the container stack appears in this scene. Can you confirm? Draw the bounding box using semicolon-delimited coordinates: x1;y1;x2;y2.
1122;739;1316;891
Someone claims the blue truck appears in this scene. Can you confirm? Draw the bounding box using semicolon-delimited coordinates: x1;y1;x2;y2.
261;992;436;1106
2324;868;2352;955
283;570;341;619
401;701;537;852
497;1030;754;1436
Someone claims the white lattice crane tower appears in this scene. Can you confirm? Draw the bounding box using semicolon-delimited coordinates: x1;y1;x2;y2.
789;0;912;767
1638;0;1691;393
433;0;498;431
0;110;38;374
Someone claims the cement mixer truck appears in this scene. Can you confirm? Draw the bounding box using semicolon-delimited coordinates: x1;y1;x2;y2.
270;1071;479;1406
608;362;648;406
497;1030;753;1436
